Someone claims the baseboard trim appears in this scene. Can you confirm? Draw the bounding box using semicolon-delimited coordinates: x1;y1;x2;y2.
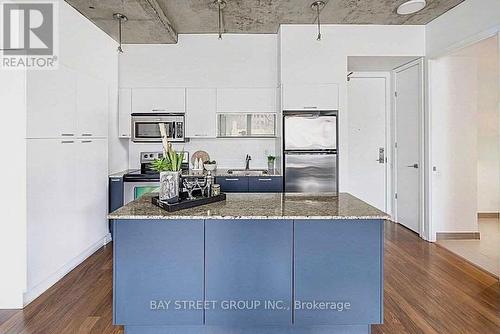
478;212;500;219
436;232;480;240
23;233;112;306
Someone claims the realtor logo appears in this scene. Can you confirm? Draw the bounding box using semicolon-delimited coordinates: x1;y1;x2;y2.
1;1;58;69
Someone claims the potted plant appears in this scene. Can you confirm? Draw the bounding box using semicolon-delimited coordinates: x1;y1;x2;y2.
267;155;276;172
151;124;184;203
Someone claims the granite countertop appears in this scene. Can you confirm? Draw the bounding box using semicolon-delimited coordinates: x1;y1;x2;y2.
109;169;281;179
108;192;390;220
108;169;138;178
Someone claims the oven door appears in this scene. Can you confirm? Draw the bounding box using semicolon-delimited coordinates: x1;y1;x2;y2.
123;181;159;204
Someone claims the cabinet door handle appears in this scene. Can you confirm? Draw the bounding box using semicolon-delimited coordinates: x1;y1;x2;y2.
61;133;74;137
81;140;92;143
303;106;318;109
61;140;74;144
225;178;240;181
258;178;273;181
152;109;166;112
81;133;92;137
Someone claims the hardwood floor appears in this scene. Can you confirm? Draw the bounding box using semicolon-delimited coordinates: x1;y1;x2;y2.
1;221;498;334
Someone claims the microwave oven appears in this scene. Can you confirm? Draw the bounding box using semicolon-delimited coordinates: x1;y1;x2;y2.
131;113;185;143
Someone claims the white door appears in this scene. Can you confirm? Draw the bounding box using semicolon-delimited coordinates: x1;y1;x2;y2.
347;76;387;211
186;88;217;138
430;56;478;236
394;61;423;233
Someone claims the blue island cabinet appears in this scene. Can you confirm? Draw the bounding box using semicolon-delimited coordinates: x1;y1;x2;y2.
113;219;204;326
294;219;384;327
205;219;293;326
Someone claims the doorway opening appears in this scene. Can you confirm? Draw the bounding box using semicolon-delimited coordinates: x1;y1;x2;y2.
429;35;500;277
347;56;424;237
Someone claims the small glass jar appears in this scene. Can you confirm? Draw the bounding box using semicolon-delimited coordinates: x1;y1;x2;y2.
212;184;221;196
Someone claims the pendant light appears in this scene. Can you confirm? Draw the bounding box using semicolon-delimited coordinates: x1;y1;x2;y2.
211;0;227;40
311;1;325;41
113;13;128;53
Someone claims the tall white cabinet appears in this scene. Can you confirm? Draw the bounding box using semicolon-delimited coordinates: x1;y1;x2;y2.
26;65;110;293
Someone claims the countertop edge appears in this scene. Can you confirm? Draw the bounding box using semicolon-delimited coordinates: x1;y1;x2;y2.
108;215;391;220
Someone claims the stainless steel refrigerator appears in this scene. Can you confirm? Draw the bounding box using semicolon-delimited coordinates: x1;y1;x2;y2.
283;111;338;193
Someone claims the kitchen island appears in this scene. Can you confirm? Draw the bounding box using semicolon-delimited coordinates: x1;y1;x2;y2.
109;193;389;334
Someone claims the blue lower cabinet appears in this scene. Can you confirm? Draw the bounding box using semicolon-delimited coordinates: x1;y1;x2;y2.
205;219;293;325
294;219;383;325
248;176;283;192
216;177;249;192
113;219;204;325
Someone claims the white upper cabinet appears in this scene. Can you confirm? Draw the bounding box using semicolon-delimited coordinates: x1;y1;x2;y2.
76;73;108;138
118;89;132;138
27;66;76;138
27;65;109;139
185;88;217;138
282;84;339;111
216;88;276;112
132;88;185;113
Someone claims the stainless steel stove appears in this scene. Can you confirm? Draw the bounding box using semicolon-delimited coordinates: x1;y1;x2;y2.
123;151;189;204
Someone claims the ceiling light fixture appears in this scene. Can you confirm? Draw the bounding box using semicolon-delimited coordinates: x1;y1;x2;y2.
113;13;128;53
397;0;426;15
311;1;325;41
211;0;227;40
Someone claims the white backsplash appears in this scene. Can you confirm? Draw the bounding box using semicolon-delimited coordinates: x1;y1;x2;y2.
128;138;276;170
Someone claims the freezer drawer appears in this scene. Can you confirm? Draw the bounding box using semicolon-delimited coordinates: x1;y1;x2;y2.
285;153;337;193
284;113;337;150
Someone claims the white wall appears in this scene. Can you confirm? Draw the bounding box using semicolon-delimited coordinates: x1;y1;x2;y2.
426;0;500;57
0;70;27;308
279;24;425;192
24;1;118;304
120;34;278;169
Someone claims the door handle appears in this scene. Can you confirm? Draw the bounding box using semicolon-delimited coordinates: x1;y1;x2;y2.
377;148;385;164
407;163;419;168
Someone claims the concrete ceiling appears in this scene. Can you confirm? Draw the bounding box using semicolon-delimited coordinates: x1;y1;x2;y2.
66;0;464;44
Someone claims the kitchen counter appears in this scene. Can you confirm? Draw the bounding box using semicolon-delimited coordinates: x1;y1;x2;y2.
108;192;389;220
111;192;386;334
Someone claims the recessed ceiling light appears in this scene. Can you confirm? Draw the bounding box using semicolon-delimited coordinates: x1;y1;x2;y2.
397;0;426;15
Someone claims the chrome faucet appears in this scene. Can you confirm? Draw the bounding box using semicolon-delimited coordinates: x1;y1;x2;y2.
245;154;252;170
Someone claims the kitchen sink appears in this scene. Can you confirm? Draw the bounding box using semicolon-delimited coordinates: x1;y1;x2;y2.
226;169;269;176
